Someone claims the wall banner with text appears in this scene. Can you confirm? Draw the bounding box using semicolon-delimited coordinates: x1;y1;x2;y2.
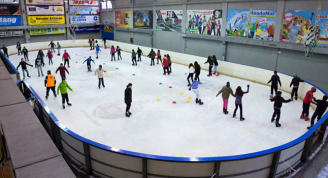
69;6;99;15
156;10;183;32
115;10;132;28
0;16;21;26
0;4;20;15
30;27;66;35
28;15;65;25
187;9;223;36
27;5;64;15
70;15;99;24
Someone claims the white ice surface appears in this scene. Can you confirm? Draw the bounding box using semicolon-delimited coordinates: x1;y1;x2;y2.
10;48;312;157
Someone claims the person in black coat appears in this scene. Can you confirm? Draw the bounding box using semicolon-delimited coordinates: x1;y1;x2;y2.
290;75;304;101
308;96;328;129
124;83;133;117
194;61;201;81
137;47;143;61
204;56;213;76
270;91;291;127
2;45;8;57
267;71;281;97
16;58;33;79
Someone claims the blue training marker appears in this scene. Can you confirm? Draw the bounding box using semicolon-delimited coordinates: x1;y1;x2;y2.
132;74;136;76
103;63;106;65
159;82;163;85
116;67;119;70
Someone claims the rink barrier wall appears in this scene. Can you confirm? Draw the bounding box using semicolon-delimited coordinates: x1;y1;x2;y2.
7;40;328;178
0;50;20;81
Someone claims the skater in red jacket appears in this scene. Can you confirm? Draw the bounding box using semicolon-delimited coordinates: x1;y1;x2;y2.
56;63;69;80
62;50;71;68
301;87;316;121
162;55;169;75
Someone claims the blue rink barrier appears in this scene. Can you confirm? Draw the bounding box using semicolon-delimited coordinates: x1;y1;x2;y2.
0;50;20;80
15;78;328;178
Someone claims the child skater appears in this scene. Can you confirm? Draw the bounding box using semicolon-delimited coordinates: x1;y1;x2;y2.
110;46;116;61
62;50;71;68
95;44;100;59
290;74;304;101
167;54;172;74
131;49;137;66
37;50;45;66
16;42;21;55
189;79;204;105
270;91;291;127
233;85;249;121
124;83;133;117
16;58;33;79
187;63;194;86
46;50;53;65
116;46;122;60
95;65;107;89
194;61;201;81
162;55;169;75
156;50;162;64
216;82;235;114
22;46;29;61
57;78;73;109
267;71;281;98
45;70;57;99
137;47;143;61
49;41;56;53
35;55;44;77
213;55;219;76
57;42;61;56
308;96;328;129
204;56;213;76
147;49;156;66
83;56;95;72
56;63;69;80
301;87;317;121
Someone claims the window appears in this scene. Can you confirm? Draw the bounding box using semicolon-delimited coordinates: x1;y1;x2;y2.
101;0;112;10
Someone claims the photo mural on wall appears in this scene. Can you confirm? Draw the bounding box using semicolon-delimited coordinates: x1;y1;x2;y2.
319;11;328;46
156;10;183;32
226;9;276;41
186;9;222;36
133;10;153;29
115;10;132;28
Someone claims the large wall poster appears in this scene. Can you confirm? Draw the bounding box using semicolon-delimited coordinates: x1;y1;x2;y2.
69;6;99;15
30;28;66;35
0;0;19;4
28;15;65;25
70;15;99;24
0;16;21;26
69;0;98;6
156;10;183;32
318;11;328;46
27;5;64;15
115;10;132;28
0;4;20;15
133;10;152;28
226;9;276;41
26;0;63;5
0;30;23;37
186;9;222;36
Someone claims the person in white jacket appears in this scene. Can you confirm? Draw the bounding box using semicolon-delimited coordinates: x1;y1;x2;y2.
95;65;107;89
187;63;195;86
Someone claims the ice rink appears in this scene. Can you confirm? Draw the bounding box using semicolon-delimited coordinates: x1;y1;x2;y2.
10;47;312;157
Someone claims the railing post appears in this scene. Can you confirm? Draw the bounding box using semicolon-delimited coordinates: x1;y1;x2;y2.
83;143;92;175
213;161;220;178
301;135;314;163
142;158;147;178
269;151;281;178
51;122;63;152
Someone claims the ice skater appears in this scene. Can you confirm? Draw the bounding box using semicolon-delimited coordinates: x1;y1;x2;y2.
204;56;213;76
95;65;106;89
162;55;169;75
49;41;56;53
267;71;281;98
213;55;219;76
35;55;44;77
233;85;249;121
95;44;100;59
46;50;53;65
307;96;328;129
290;74;304;101
83;56;95;72
216;82;235;114
301;87;316;121
45;70;57;99
189;79;203;105
167;54;172;74
37;50;45;66
92;38;95;50
187;63;195;86
16;42;21;55
110;46;116;61
22;46;29;61
131;49;137;66
194;61;201;81
102;37;107;49
1;45;8;57
270;91;291;127
57;42;61;56
137;47;143;61
147;49;156;66
16;58;33;79
116;46;122;60
88;38;92;50
56;63;69;80
57;78;73;109
62;50;71;68
156;50;162;64
124;83;133;117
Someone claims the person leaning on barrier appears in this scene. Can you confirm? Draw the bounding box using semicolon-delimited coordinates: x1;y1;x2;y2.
307;96;328;129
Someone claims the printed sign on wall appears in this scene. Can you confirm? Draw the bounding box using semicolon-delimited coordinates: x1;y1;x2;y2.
319;11;328;46
133;10;152;28
0;4;20;15
0;0;19;4
27;5;64;15
70;15;99;24
226;9;276;41
30;28;66;35
115;10;132;28
69;6;99;15
28;15;65;25
156;10;183;32
187;10;223;36
26;0;63;6
74;26;100;33
69;0;98;6
0;30;23;37
0;16;21;26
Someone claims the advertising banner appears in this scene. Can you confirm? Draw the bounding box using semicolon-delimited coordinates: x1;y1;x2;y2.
0;4;20;15
74;26;99;33
115;10;132;28
156;10;183;32
70;15;99;24
26;0;63;6
187;10;223;36
30;27;66;35
69;6;99;15
133;10;152;28
0;30;23;37
281;10;316;44
28;15;65;25
226;9;276;41
0;0;19;4
27;5;64;15
0;16;21;26
69;0;98;6
318;11;328;46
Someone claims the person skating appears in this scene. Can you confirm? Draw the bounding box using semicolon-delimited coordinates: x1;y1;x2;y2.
233;85;249;121
35;55;44;77
57;78;73;109
92;38;95;50
95;44;100;59
189;79;203;105
131;49;137;66
147;49;156;66
216;82;235;114
45;70;57;99
204;56;213;76
137;47;143;61
267;71;281;98
270;91;292;127
16;58;33;79
88;38;92;50
48;41;56;53
57;42;61;56
290;74;304;101
301;87;317;121
83;56;95;72
110;46;116;61
22;46;29;61
116;46;122;60
1;45;8;57
56;63;69;80
162;55;169;75
194;61;201;81
307;96;328;129
46;50;53;65
167;54;172;74
95;65;106;89
102;37;107;49
62;50;71;68
16;42;21;55
187;63;195;86
37;50;45;66
156;50;162;64
213;55;219;76
124;83;133;117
